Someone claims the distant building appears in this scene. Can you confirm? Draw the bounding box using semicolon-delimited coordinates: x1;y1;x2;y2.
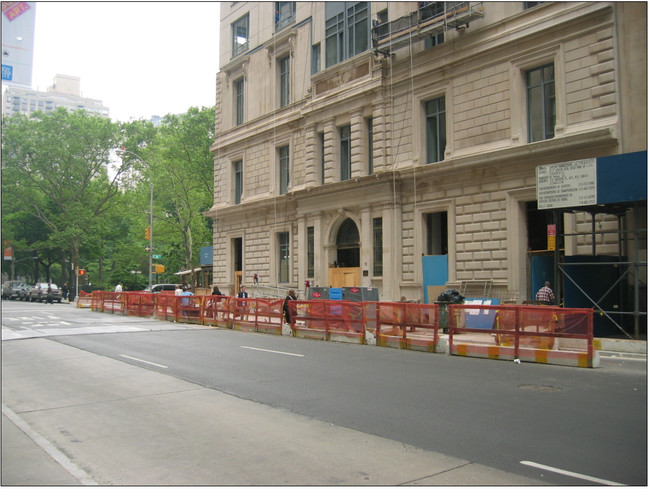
2;74;109;118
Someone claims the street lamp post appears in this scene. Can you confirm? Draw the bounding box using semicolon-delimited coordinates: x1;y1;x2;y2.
117;149;154;289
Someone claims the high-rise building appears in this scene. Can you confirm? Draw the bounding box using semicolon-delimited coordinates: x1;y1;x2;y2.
2;74;109;118
206;2;646;334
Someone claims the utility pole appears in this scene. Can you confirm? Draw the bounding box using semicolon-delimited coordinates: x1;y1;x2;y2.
149;182;153;290
118;149;154;289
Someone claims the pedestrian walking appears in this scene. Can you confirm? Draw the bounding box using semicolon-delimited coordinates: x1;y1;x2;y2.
46;284;53;304
283;289;297;323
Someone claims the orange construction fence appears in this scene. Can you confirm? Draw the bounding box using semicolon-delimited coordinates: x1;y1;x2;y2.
84;292;599;367
289;300;366;344
230;297;284;334
447;304;597;368
202;295;231;328
366;302;439;352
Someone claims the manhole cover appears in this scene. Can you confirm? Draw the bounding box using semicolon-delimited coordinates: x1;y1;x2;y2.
518;384;562;392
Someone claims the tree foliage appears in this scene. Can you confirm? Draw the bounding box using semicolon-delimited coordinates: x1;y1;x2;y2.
1;106;215;290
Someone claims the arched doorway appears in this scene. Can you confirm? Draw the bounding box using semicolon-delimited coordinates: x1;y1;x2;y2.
329;218;361;287
336;218;360;267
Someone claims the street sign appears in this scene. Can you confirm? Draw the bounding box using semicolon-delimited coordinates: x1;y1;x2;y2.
153;254;162;259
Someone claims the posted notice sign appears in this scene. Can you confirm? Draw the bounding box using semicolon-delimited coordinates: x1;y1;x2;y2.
536;158;597;210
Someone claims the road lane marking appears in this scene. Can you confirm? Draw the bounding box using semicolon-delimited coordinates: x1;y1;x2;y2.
119;354;168;369
240;346;304;357
520;461;624;485
2;404;98;485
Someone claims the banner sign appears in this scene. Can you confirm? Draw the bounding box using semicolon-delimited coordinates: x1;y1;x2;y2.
1;1;36;87
536;151;646;210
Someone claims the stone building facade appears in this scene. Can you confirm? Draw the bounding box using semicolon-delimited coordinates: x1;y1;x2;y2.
206;2;646;304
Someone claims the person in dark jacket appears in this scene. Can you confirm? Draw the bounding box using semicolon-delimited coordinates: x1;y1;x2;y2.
283;289;297;323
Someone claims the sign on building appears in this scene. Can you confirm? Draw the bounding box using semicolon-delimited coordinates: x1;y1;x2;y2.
1;2;36;87
536;152;646;210
536;158;597;210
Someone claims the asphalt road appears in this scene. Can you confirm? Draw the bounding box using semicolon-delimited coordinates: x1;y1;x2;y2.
2;300;647;486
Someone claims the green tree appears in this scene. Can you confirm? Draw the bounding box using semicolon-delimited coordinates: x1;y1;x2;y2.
120;107;215;272
1;109;133;279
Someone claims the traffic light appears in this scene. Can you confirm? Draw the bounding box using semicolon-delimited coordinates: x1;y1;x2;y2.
152;264;165;274
77;269;86;276
145;226;151;240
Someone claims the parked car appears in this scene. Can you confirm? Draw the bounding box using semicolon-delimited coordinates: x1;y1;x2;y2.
28;283;63;303
144;283;179;293
2;281;29;300
17;282;31;300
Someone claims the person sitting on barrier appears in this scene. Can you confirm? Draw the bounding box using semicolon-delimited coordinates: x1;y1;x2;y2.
283;289;297;323
536;281;555;305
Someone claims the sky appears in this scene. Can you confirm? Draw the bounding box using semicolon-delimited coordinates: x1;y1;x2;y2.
28;1;221;122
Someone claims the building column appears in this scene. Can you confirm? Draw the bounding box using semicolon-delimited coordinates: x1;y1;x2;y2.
382;201;402;301
297;215;306;290
372;101;390;171
304;124;317;186
323;118;336;184
350;108;364;178
360;205;372;287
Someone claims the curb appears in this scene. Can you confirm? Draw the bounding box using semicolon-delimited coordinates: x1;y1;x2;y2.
593;338;647;356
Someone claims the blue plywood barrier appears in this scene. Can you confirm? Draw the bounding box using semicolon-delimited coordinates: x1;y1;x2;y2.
422;255;448;303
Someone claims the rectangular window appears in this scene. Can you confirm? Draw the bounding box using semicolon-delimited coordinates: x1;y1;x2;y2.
373;217;383;276
339;125;351;181
425;32;444;48
234;160;243;204
366;117;373;175
275;2;296;30
318;132;326;184
311;43;321;74
325;2;369;68
425;97;446;163
526;63;555;142
232;14;249;58
234;77;244;126
307;226;315;278
325;11;344;68
279;55;290;108
279;145;290;194
278;232;290;283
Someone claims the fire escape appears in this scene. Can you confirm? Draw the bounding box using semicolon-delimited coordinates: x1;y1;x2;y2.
371;2;485;56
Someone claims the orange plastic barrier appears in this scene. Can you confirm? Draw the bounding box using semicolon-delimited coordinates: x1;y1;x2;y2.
203;295;232;328
77;290;93;308
448;304;597;367
124;292;155;317
92;291;126;314
290;300;365;344
230;298;283;334
153;292;177;321
85;292;598;367
367;302;439;352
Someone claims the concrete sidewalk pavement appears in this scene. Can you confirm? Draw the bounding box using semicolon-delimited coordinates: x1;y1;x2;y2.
2;338;546;486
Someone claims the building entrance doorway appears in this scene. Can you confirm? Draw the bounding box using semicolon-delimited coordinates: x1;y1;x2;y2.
233;237;243;294
329;218;361;287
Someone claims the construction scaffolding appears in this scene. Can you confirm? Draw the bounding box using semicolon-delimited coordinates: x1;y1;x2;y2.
371;1;485;55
